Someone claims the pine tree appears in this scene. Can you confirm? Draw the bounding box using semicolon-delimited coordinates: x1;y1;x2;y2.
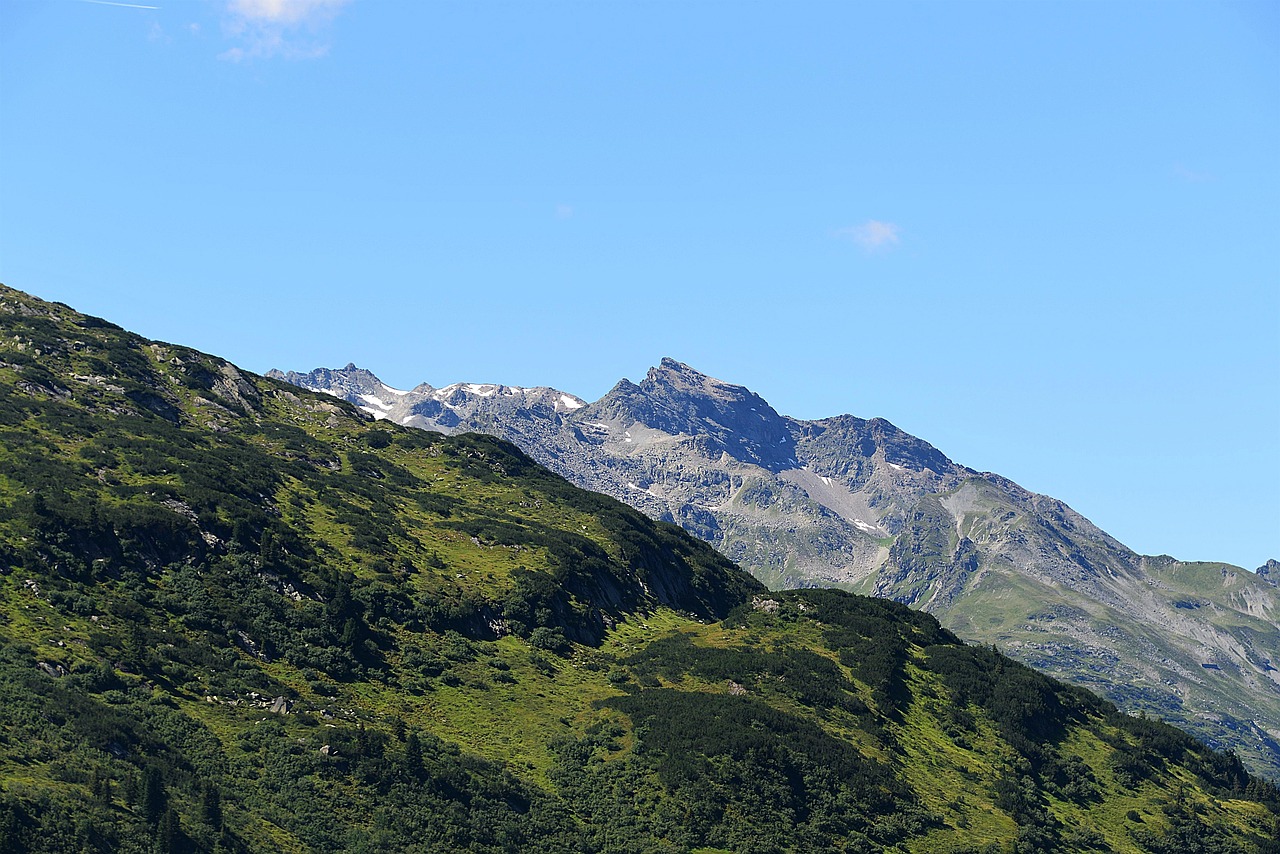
158;806;181;853
89;768;112;806
201;783;222;831
142;766;166;825
404;731;423;777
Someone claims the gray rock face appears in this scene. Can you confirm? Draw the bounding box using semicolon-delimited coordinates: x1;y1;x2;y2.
595;358;797;471
266;364;587;433
1258;559;1279;586
270;358;1280;780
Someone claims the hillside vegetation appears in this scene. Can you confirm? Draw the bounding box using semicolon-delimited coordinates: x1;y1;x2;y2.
0;284;1276;853
275;356;1280;782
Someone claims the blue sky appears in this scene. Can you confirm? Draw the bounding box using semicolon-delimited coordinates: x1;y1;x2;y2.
1;0;1277;570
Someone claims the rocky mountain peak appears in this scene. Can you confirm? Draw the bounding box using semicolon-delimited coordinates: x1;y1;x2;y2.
1258;559;1279;586
797;414;960;479
593;358;796;470
646;356;724;385
267;364;410;400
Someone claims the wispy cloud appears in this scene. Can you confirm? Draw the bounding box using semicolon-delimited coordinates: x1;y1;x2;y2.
835;220;901;252
220;0;350;61
555;204;574;220
230;0;348;25
77;0;160;9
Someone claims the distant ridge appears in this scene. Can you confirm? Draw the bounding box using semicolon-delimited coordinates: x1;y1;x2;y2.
276;358;1280;780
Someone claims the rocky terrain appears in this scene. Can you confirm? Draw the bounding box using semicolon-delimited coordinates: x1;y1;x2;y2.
274;358;1280;780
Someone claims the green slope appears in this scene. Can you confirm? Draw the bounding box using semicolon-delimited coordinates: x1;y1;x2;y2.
0;283;1276;853
276;355;1280;783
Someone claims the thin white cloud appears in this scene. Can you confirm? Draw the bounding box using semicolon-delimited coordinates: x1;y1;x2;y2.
230;0;348;25
836;220;901;252
220;0;350;61
77;0;160;9
555;204;574;220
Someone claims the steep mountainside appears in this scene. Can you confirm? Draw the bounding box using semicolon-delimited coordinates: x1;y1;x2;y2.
274;358;1280;781
2;282;1278;852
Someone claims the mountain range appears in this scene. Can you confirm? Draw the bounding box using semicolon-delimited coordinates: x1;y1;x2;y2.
0;282;1277;851
272;358;1280;782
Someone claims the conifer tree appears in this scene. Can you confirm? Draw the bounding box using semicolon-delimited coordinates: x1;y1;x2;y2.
141;767;166;825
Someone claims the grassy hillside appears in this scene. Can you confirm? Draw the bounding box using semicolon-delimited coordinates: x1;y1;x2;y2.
276;356;1280;782
0;284;1276;853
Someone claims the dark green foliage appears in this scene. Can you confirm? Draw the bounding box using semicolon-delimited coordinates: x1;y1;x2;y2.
440;432;762;620
528;626;570;655
361;430;392;450
0;638;581;853
1132;788;1256;854
200;782;222;831
992;765;1061;850
502;567;564;637
594;689;936;851
1105;711;1270;801
141;765;167;824
726;589;957;716
0;285;1276;853
925;644;1081;749
626;633;868;714
0;641;229;852
439;473;761;644
228;720;582;852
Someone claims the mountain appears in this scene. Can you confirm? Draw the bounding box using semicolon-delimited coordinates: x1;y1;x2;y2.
1259;560;1279;587
274;358;1280;781
1;282;1277;852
